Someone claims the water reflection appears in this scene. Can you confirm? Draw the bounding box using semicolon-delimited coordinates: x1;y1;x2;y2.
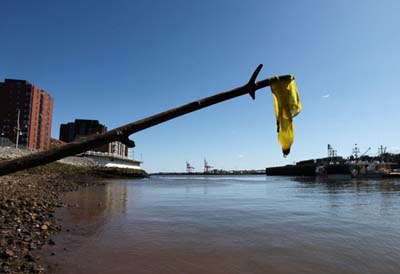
42;181;129;260
64;180;129;221
293;176;400;194
41;176;400;274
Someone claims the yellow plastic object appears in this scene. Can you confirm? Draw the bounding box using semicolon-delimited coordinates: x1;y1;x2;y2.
270;75;301;156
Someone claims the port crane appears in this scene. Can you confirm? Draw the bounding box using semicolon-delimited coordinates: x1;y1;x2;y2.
204;158;213;173
186;161;195;173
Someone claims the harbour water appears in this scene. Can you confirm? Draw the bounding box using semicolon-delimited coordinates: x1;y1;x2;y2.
42;175;400;274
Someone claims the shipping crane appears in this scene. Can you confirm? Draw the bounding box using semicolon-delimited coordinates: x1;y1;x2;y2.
186;161;195;173
204;158;213;173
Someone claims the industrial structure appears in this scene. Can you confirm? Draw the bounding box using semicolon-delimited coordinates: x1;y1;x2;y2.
186;161;195;173
204;158;213;173
0;79;53;150
352;144;361;159
266;144;400;177
327;144;337;158
185;159;215;173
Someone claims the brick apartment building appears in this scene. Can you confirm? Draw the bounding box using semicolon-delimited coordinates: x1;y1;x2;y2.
59;119;128;157
0;79;53;150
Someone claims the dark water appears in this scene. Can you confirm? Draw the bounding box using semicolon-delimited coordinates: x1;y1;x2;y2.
42;176;400;274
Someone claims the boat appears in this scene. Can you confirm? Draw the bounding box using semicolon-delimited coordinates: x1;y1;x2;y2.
316;163;352;180
316;160;400;179
352;161;400;179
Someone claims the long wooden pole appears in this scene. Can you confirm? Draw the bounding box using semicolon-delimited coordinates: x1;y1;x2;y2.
0;64;292;176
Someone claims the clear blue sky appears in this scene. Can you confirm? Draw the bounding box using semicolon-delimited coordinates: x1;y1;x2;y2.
1;0;399;172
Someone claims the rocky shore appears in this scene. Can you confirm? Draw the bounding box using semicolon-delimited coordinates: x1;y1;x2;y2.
0;160;147;274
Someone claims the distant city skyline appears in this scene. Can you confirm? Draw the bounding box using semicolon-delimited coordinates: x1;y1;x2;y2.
1;0;400;172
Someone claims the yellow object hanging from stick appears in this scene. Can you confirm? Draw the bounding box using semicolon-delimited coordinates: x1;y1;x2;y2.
270;75;301;156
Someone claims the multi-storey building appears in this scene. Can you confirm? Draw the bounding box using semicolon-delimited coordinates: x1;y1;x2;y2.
0;79;53;150
59;119;128;157
59;119;107;143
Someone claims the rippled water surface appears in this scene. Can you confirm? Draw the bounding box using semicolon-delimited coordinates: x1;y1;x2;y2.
43;176;400;274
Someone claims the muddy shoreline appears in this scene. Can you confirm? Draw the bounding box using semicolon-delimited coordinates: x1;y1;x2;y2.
0;163;146;274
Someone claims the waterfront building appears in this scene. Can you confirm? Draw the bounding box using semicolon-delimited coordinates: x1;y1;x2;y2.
59;119;128;157
0;79;53;150
59;119;107;143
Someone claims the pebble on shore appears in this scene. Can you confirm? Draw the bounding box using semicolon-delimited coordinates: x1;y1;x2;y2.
0;147;147;274
0;162;106;274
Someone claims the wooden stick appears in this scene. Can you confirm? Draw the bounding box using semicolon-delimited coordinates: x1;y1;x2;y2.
0;64;292;176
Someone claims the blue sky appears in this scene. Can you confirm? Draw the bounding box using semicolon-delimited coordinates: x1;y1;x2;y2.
1;0;400;172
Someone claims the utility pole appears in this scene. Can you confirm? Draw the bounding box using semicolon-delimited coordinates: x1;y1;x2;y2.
15;109;21;149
